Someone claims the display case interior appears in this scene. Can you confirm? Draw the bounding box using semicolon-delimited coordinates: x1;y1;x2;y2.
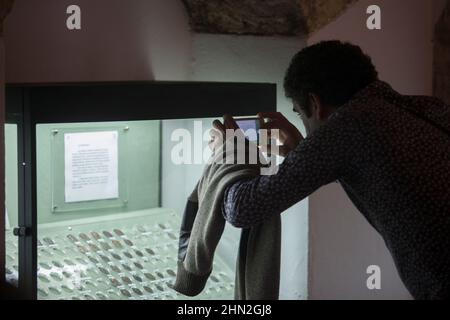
3;82;276;300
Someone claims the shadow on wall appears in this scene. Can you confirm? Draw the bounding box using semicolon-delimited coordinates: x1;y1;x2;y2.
433;0;450;105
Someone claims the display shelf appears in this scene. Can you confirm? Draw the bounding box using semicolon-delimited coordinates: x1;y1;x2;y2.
5;208;235;300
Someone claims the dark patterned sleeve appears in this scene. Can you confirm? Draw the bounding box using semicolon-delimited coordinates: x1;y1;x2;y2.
222;114;358;228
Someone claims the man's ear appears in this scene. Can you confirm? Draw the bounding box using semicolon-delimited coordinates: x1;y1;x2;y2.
309;94;327;120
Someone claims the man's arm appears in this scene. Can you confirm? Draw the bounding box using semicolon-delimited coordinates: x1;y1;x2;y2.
222;114;358;228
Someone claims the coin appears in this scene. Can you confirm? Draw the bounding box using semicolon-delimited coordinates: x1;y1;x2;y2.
88;256;99;264
99;267;109;275
110;265;121;273
84;280;97;288
137;226;146;233
79;233;90;241
123;239;134;247
77;245;88;254
38;274;50;283
134;250;144;257
167;269;176;277
133;274;143;282
43;237;55;245
103;231;113;238
90;232;101;240
219;273;230;281
123;251;133;259
99;254;110;263
100;242;112;251
39;262;51;270
122;263;132;272
144;273;156;281
134;262;143;270
112;240;123;249
110;278;121;287
53;248;66;256
48;287;61;295
61;285;73;293
107;290;120;298
96;292;108;300
168;233;177;240
39;248;53;257
145;248;155;255
88;244;100;252
50;272;63;281
114;229;125;237
111;253;122;261
52;260;63;268
132;288;143;296
120;289;131;298
37;288;48;297
143;286;153;293
67;234;78;243
121;276;132;285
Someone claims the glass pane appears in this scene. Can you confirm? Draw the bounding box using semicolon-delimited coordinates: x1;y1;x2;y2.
5;124;19;286
36;119;235;300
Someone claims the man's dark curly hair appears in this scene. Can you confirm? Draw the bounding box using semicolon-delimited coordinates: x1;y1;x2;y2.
284;41;378;117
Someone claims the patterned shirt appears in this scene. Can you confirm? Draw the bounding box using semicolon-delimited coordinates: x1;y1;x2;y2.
222;80;450;299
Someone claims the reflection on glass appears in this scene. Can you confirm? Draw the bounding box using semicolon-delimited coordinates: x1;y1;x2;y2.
35;120;235;300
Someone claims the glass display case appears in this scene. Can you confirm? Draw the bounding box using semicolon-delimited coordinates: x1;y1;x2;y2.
3;82;276;300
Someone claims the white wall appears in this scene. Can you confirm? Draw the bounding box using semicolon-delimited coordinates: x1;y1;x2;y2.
307;0;444;300
190;34;308;300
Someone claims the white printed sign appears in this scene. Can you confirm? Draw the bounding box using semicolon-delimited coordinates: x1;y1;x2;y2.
64;131;119;203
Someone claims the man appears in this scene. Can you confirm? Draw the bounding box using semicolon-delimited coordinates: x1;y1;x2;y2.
210;41;450;300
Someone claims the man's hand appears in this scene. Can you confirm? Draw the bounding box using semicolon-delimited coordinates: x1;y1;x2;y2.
258;112;304;157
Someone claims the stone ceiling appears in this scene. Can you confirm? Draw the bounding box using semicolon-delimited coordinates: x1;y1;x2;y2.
182;0;358;36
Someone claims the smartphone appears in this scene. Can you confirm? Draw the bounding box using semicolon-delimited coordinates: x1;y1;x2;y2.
235;117;261;143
